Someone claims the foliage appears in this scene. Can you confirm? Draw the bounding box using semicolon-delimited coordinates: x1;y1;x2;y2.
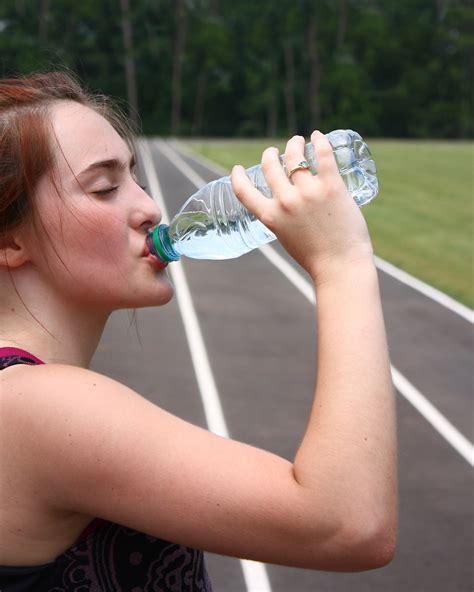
0;0;472;138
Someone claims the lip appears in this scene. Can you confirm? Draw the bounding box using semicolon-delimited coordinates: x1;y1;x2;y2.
146;252;168;270
142;239;168;270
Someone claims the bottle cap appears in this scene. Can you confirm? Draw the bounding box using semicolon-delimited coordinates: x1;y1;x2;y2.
147;225;180;264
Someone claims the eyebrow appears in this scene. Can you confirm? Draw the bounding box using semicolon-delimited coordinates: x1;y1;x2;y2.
77;154;136;178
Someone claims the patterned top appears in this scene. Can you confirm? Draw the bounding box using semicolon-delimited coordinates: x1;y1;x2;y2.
0;347;213;592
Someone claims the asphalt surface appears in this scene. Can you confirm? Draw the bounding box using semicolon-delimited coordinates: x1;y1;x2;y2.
90;138;473;592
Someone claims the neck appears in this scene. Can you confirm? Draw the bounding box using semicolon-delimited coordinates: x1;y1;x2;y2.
0;269;109;368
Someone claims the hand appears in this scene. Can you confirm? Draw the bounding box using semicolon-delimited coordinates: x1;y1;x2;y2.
231;131;374;284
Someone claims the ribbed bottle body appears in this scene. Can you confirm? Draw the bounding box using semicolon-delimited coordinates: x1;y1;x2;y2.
168;177;276;260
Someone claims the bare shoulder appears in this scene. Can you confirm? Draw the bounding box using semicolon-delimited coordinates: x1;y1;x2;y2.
1;362;148;407
0;363;157;483
0;362;171;490
0;362;160;488
1;363;160;441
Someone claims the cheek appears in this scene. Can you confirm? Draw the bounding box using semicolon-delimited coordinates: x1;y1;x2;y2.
37;201;128;282
67;215;129;287
73;217;125;263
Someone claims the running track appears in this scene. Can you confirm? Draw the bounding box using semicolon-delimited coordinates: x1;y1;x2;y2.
90;138;473;592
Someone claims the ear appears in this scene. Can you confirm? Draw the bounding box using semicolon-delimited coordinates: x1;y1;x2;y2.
0;236;31;268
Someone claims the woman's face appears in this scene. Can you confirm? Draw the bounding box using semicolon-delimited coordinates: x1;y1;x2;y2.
24;101;174;311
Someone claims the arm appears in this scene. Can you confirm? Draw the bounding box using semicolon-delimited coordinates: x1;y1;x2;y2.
231;131;398;568
293;260;397;570
4;133;397;571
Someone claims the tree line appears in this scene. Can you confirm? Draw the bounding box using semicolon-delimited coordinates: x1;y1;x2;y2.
1;0;472;138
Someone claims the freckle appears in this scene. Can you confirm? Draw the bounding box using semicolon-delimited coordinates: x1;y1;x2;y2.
11;308;15;312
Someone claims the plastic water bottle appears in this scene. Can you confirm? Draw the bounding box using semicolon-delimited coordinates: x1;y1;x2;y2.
147;129;378;264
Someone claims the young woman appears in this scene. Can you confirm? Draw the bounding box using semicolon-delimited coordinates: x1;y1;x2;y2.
0;72;397;591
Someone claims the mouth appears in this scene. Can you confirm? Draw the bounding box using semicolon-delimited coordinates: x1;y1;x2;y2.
142;239;168;270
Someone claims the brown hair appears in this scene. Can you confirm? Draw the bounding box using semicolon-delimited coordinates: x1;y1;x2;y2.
0;70;135;243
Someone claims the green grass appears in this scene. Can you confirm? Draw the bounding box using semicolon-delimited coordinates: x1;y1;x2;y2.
185;138;474;308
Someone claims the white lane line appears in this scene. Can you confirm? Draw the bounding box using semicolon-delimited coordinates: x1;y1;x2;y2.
374;256;473;323
259;246;474;466
257;251;474;467
391;367;474;466
139;139;273;592
258;246;316;305
168;137;229;176
160;138;474;467
170;137;473;324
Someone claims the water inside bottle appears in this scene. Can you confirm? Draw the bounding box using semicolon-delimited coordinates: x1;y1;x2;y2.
169;180;275;260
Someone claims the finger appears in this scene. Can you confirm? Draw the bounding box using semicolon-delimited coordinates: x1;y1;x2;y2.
310;130;340;179
231;165;271;220
285;135;314;189
260;146;290;195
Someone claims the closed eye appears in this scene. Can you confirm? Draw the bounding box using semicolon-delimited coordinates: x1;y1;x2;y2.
92;186;119;196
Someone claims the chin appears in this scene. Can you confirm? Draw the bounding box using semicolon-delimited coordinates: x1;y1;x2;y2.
104;280;174;311
141;282;175;308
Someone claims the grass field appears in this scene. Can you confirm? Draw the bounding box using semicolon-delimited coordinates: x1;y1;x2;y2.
185;138;473;308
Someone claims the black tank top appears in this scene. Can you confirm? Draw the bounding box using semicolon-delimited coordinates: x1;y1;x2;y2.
0;347;213;592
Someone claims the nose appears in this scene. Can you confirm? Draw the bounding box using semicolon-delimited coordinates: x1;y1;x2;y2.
131;183;162;231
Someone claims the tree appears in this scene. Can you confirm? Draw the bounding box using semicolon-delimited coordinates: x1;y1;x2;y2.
119;0;139;130
307;5;322;131
171;0;187;135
